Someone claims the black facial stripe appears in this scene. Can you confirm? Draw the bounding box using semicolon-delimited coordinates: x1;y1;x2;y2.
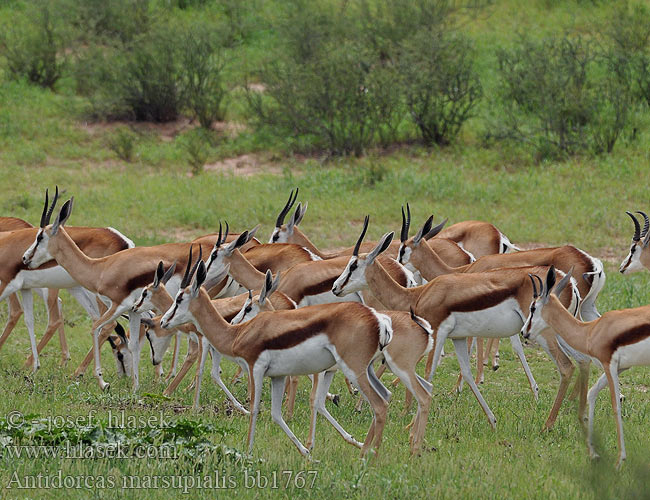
338;261;357;291
145;332;155;362
116;351;126;373
398;246;405;263
272;233;279;242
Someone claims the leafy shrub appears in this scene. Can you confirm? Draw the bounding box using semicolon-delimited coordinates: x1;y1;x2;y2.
495;33;631;158
121;29;182;122
0;4;66;89
178;24;227;128
604;1;650;107
181;129;213;175
400;30;482;146
108;126;137;162
61;0;151;43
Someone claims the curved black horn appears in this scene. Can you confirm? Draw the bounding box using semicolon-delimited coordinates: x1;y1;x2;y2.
180;246;194;288
528;274;539;298
45;185;59;226
637;211;649;238
248;289;253;300
222;221;229;245
189;246;203;283
217;222;222;247
40;189;50;228
400;203;411;243
353;215;370;256
626;211;641;242
275;188;299;227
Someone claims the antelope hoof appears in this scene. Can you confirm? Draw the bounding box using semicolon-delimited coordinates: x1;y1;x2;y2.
100;382;110;392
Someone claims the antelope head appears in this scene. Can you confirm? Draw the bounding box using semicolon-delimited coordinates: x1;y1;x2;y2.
620;210;650;274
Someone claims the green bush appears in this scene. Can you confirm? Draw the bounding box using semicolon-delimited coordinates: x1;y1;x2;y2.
494;33;631;158
0;4;66;89
400;30;482;146
62;0;151;43
178;24;227;129
108;126;137;162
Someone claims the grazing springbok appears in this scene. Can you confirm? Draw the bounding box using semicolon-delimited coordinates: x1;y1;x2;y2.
619;210;650;274
333;223;593;430
161;257;395;458
522;266;650;468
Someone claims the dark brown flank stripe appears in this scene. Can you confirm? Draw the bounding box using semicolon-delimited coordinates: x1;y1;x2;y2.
126;268;160;291
299;276;338;299
608;324;650;356
261;318;330;352
450;284;519;313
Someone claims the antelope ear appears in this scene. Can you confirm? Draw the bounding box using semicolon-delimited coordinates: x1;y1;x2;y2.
644;230;650;248
259;269;273;305
161;261;177;285
140;317;155;328
287;203;302;232
192;261;207;297
424;218;448;240
367;232;394;263
247;224;261;242
153;261;165;288
107;335;118;350
544;266;556;298
52;198;74;235
114;323;128;345
270;270;281;295
224;231;249;256
413;216;433;246
553;267;574;297
295;202;308;225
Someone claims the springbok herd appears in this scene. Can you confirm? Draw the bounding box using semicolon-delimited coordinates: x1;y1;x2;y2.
1;187;649;468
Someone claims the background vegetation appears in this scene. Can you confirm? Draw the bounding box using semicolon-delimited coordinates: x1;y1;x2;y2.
0;0;649;498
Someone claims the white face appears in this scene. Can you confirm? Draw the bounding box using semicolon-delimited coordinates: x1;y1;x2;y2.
145;327;174;366
520;297;548;341
269;226;290;243
231;295;262;324
161;290;194;330
397;243;413;267
110;339;133;378
132;287;155;313
332;256;368;296
22;228;54;268
619;242;644;274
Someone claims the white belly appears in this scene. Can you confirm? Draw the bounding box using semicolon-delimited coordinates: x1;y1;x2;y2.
260;334;337;377
448;298;523;339
616;336;650;369
20;267;79;290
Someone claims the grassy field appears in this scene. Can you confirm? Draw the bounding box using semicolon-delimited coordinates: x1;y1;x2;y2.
1;0;650;499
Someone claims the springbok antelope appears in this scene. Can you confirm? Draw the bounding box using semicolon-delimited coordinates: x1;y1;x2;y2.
0;192;135;372
20;197;224;391
229;271;434;455
0;216;67;366
333;225;594;429
269;190;473;267
398;215;605;322
134;261;295;411
619;210;650;274
522;266;650;468
161;258;395;458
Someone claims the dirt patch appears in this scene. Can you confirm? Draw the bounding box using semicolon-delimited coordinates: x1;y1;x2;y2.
203;154;282;177
80;118;247;142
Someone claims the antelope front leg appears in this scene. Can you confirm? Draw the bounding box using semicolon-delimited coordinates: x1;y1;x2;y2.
24;289;65;369
20;290;39;373
509;334;539;401
453;338;496;429
0;293;24;351
163;338;199;397
586;372;608;459
128;311;142;392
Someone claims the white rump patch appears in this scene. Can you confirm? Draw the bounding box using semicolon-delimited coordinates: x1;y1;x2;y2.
369;308;393;349
303;247;322;261
107;227;135;248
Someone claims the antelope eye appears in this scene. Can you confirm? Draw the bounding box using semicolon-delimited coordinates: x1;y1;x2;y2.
245;306;252;313
272;233;279;242
350;261;358;272
176;295;183;304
